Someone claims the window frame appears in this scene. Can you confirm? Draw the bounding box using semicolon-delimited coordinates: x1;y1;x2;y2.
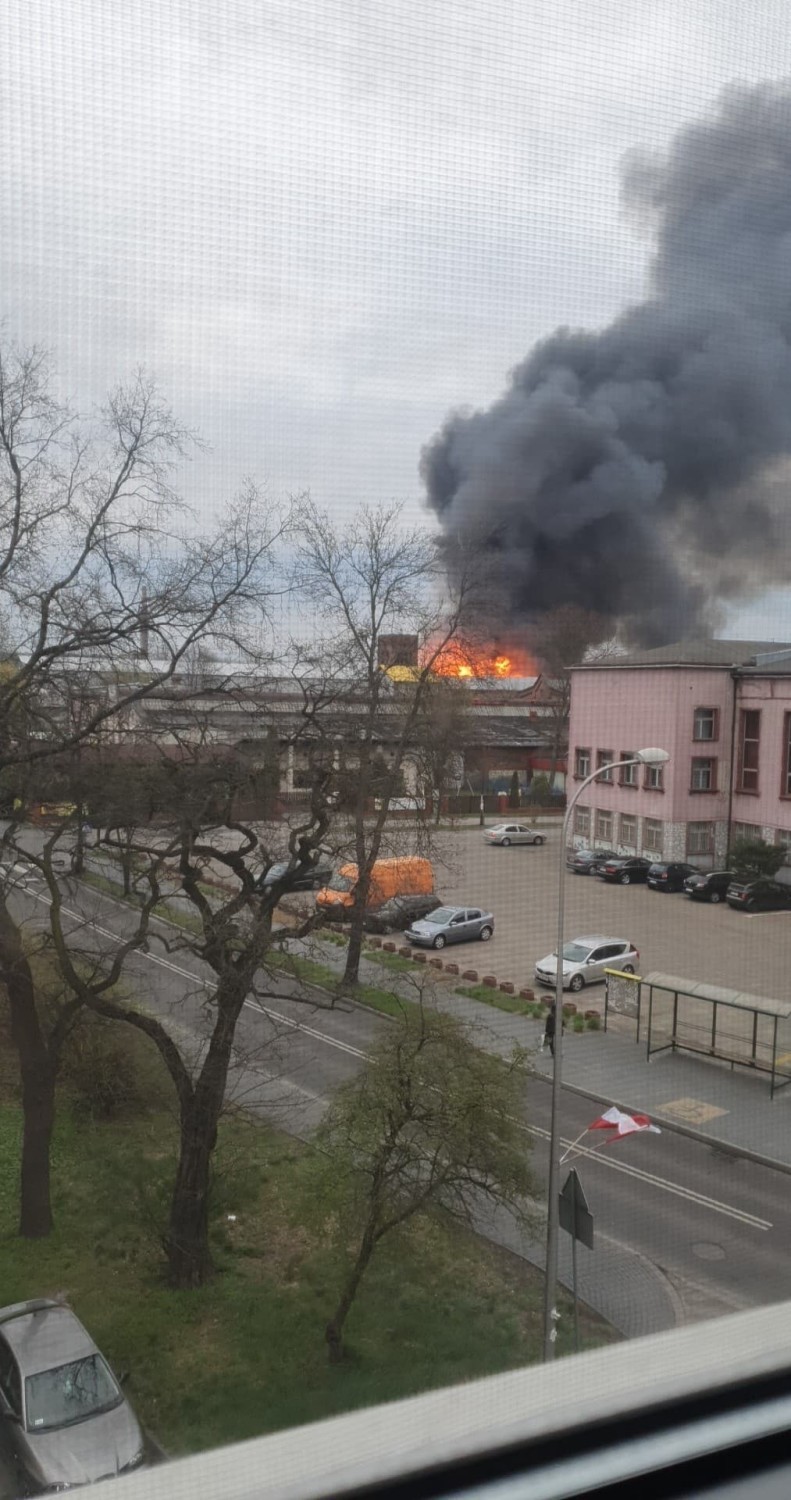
595;808;613;844
687;820;715;857
693;706;719;742
782;712;791;799
643;817;663;854
643;762;664;791
619;751;638;788
619;812;637;848
690;756;717;793
738;709;761;795
596;749;615;783
574;746;591;780
574;805;590;838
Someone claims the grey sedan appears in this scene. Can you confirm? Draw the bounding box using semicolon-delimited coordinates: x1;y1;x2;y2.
0;1299;146;1492
484;823;545;846
405;905;494;949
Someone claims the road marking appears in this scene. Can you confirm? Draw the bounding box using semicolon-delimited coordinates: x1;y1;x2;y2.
19;884;774;1232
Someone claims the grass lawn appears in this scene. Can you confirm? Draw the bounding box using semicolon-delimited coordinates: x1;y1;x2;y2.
0;1105;616;1458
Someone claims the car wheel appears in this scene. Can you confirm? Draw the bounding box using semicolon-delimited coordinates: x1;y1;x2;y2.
709;891;722;904
533;835;545;846
433;934;446;950
620;873;631;885
501;837;511;846
621;963;635;975
479;925;493;941
569;974;584;992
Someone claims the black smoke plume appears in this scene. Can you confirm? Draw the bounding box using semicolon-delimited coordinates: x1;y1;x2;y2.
422;82;791;646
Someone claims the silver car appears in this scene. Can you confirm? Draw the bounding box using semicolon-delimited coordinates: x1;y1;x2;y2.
406;905;494;949
484;823;546;847
534;934;639;993
0;1299;146;1492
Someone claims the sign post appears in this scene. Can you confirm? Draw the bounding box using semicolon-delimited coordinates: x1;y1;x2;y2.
558;1168;594;1352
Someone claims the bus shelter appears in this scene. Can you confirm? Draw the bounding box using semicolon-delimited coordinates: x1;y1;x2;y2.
603;969;791;1099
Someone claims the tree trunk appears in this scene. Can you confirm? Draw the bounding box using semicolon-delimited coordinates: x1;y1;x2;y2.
0;899;56;1237
166;1095;218;1288
71;801;86;875
165;994;241;1288
325;1226;376;1363
343;919;365;989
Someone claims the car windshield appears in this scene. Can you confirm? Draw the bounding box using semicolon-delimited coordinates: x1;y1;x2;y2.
328;874;354;893
25;1355;121;1432
424;908;456;924
561;942;592;963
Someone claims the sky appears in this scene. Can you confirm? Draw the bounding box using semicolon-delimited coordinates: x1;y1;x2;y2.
3;0;791;640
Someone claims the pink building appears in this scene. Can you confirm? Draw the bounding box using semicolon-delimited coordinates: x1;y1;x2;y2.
567;641;791;874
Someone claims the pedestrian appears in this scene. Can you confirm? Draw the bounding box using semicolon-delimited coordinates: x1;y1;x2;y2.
542;1003;565;1057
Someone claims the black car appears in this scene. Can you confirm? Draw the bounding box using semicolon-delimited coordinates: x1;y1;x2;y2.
364;892;442;934
565;848;618;876
599;856;652;886
647;861;698;892
725;879;791;913
683;869;735;904
255;857;333;893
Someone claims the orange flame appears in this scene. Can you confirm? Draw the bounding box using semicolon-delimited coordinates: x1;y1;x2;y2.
428;642;537;679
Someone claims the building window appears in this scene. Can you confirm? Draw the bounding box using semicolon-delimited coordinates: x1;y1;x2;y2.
738;709;760;793
732;821;762;843
595;809;613;844
690;757;717;792
775;829;791;866
687;821;715;856
619;813;637;848
783;713;791;798
643;818;663;854
574;747;591;779
693;707;718;741
574;805;590;838
596;750;614;782
619;751;638;787
644;762;664;791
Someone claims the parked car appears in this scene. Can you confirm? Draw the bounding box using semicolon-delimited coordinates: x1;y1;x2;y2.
565;848;618;876
364;892;442;934
0;1299;146;1493
484;823;546;847
646;861;698;892
535;935;639;993
405;905;494;949
256;856;333;893
683;869;735;904
599;856;652;886
725;880;791;913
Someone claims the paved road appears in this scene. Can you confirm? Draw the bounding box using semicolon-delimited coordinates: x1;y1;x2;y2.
425;825;791;998
8;867;791;1342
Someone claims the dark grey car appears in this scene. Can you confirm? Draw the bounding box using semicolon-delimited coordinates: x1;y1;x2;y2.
0;1299;146;1493
405;905;494;949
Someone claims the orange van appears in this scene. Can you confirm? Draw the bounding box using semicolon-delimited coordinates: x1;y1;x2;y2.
316;856;433;915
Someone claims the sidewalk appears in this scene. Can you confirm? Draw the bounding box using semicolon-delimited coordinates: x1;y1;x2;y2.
298;935;791;1172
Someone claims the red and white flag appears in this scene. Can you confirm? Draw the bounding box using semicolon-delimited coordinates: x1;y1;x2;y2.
588;1106;660;1137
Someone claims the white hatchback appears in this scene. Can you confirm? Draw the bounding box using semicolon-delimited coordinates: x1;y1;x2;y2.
534;935;639;993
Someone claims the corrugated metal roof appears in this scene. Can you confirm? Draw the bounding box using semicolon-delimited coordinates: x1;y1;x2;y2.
642;972;791;1019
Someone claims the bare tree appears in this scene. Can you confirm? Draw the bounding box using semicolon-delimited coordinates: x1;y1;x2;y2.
0;335;289;1238
292;500;478;986
315;1006;537;1363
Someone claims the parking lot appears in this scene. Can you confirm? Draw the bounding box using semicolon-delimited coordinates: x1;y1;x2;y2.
429;826;791;1001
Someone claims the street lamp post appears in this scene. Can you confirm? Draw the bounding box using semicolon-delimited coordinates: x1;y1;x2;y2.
542;746;670;1361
